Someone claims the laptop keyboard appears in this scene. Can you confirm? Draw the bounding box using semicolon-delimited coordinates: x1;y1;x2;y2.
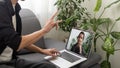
59;51;81;63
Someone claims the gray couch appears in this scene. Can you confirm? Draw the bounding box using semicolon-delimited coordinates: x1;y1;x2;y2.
17;9;66;62
0;9;101;68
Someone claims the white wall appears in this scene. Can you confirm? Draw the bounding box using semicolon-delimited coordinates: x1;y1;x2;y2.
19;0;49;27
19;0;69;41
19;0;120;68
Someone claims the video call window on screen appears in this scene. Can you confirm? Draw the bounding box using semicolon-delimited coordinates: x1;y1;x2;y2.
66;29;93;57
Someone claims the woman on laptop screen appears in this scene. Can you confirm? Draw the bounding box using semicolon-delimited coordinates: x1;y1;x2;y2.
71;32;86;56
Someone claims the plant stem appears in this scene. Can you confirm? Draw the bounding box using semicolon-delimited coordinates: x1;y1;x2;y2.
97;34;104;41
94;36;97;52
106;53;111;68
98;8;105;18
113;40;118;46
106;21;110;36
106;53;109;62
115;49;120;51
97;28;106;35
110;21;117;33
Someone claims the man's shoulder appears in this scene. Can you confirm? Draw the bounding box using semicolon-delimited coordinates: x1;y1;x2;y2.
0;0;7;11
0;0;5;2
0;0;14;17
0;0;5;4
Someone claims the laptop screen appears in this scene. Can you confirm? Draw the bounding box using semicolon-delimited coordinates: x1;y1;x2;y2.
66;29;93;57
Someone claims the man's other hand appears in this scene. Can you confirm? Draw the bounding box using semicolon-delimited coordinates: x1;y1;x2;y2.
42;48;60;57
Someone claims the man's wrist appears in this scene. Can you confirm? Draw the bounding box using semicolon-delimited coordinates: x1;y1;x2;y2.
39;48;43;53
41;28;48;33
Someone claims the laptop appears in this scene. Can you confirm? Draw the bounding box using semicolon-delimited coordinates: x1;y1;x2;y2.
44;28;93;68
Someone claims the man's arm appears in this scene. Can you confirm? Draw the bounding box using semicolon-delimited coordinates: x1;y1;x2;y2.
24;44;43;53
17;29;46;51
17;11;62;51
25;44;59;56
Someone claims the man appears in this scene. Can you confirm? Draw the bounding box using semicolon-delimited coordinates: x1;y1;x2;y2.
0;0;62;68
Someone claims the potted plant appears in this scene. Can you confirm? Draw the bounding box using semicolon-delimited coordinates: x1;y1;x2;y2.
55;0;120;67
79;0;120;68
54;0;88;32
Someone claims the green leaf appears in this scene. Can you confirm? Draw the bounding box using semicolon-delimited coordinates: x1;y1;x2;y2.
116;17;120;21
101;60;111;68
55;0;87;32
102;37;115;54
97;18;112;25
94;0;102;12
80;23;89;30
111;31;120;39
90;18;98;31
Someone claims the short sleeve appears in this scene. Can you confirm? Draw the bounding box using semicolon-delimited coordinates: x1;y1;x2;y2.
3;28;22;51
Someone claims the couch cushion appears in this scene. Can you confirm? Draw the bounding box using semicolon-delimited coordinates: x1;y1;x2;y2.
18;53;46;62
0;65;14;68
17;9;46;55
44;38;66;51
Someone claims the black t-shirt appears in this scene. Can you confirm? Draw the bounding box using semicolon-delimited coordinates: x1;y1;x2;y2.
0;0;21;55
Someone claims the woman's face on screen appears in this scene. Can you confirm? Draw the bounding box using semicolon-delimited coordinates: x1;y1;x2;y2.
78;34;84;44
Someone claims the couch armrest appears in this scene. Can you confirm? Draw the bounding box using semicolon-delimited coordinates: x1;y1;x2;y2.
18;9;46;55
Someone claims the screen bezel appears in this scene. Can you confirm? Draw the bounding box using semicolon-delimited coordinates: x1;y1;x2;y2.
65;28;94;58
